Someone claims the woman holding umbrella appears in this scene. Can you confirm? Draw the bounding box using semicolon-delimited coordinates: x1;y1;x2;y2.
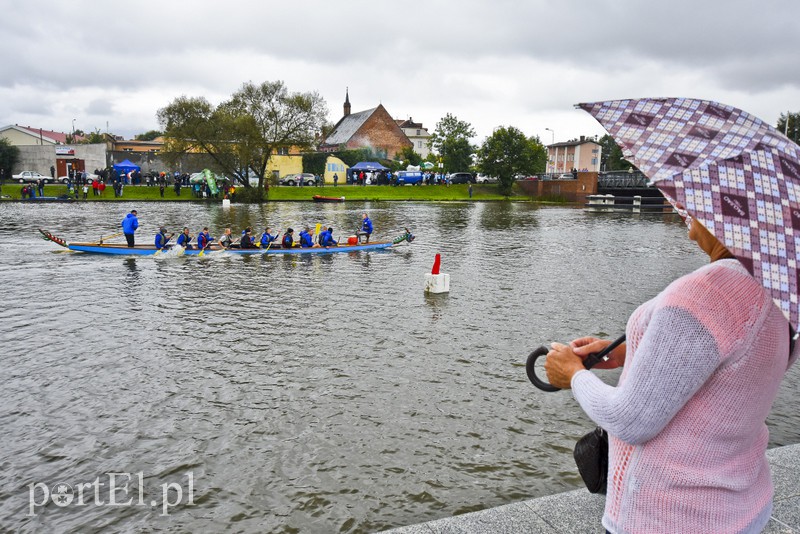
541;98;800;534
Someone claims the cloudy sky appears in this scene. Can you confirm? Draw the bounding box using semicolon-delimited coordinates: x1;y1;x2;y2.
2;0;799;146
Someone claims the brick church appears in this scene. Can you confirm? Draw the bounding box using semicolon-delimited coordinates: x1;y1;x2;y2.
318;90;412;159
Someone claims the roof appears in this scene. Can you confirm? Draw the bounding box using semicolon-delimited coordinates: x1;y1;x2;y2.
396;118;424;129
322;107;377;146
548;139;600;149
2;124;85;144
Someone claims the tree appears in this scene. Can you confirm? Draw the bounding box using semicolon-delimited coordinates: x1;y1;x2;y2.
0;137;20;180
396;146;423;168
428;113;476;173
477;127;546;195
158;80;328;191
135;130;163;141
598;134;629;171
777;112;800;145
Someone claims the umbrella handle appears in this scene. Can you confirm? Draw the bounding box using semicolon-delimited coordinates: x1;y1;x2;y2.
526;334;627;392
526;347;561;392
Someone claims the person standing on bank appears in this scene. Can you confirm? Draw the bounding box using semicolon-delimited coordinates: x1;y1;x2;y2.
544;217;797;534
121;210;139;247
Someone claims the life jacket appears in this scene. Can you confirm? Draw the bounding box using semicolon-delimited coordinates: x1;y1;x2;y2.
282;234;293;248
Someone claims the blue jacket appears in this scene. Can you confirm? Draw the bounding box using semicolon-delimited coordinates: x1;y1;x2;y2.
121;213;139;234
176;233;192;247
197;231;212;249
260;232;276;247
319;230;337;247
155;232;171;249
299;230;314;248
361;217;373;234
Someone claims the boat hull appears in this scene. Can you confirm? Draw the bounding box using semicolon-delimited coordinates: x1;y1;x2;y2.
312;195;345;203
66;242;395;255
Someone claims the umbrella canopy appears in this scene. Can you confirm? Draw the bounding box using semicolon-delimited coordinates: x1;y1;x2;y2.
580;97;800;331
351;161;388;171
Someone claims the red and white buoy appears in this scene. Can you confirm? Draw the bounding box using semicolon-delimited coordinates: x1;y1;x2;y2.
424;253;450;294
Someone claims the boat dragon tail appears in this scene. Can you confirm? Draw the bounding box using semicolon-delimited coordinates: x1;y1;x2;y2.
39;229;69;248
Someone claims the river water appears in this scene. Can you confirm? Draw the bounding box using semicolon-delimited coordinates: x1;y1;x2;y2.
1;201;798;533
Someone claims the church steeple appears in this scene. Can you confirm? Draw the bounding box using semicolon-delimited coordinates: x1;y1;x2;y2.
343;88;351;117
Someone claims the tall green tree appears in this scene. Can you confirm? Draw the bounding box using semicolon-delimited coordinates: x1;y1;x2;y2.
396;145;423;168
777;112;800;145
477;127;546;195
0;137;20;180
158;80;328;190
428;113;476;173
598;134;629;171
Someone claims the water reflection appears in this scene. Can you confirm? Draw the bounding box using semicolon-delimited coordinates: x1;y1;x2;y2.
1;201;798;533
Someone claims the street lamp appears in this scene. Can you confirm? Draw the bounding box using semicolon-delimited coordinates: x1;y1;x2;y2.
72;118;76;138
545;127;555;145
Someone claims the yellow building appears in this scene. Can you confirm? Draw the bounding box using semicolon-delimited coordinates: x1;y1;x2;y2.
323;156;348;184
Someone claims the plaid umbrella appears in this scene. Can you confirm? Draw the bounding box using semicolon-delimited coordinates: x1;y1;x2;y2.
579;97;800;331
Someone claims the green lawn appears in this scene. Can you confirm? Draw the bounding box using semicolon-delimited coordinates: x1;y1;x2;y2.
267;183;520;201
0;183;196;201
0;182;531;202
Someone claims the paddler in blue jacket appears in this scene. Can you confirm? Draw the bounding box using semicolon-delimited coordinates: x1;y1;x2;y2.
197;227;212;250
121;209;139;247
319;227;338;247
299;226;317;248
176;227;193;249
260;227;277;247
155;227;174;250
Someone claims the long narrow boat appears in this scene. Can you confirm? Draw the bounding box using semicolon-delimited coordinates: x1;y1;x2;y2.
39;229;414;256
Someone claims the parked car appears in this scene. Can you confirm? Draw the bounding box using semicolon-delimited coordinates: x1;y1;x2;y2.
557;173;574;180
57;173;99;184
12;170;48;183
475;173;497;183
279;173;316;186
449;172;475;184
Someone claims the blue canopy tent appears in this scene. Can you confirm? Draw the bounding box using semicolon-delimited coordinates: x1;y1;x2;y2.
351;161;388;171
348;161;389;184
113;159;140;175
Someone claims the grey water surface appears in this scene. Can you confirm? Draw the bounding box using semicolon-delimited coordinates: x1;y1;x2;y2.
1;201;798;533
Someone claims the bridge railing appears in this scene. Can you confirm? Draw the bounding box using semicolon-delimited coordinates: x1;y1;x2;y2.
597;171;650;188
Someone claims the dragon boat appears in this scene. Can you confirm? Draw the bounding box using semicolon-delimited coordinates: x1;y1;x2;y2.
39;229;414;256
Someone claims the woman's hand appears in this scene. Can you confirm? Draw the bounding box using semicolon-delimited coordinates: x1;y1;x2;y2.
569;337;626;369
544;342;586;389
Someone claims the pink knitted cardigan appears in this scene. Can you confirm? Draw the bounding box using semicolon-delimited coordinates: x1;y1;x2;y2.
571;259;796;534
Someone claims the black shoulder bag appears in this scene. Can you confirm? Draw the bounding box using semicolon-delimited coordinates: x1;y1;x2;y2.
525;335;626;494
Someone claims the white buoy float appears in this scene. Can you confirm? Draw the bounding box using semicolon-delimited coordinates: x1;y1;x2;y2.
424;253;450;294
222;198;231;208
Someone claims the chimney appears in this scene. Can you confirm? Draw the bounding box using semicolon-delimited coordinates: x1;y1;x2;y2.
580;135;585;142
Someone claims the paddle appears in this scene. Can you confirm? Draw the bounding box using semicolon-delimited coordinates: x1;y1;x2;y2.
154;233;175;256
97;231;123;245
198;233;213;256
265;229;282;252
314;223;321;244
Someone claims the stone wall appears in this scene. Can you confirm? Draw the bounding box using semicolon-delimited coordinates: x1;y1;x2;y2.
14;144;107;176
517;172;598;203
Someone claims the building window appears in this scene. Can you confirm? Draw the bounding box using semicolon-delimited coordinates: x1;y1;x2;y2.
277;147;289;156
416;129;421;136
591;158;597;165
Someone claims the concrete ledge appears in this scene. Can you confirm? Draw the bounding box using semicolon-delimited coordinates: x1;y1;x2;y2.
383;444;800;534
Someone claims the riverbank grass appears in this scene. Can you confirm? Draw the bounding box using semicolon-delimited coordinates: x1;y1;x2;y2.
0;183;529;202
